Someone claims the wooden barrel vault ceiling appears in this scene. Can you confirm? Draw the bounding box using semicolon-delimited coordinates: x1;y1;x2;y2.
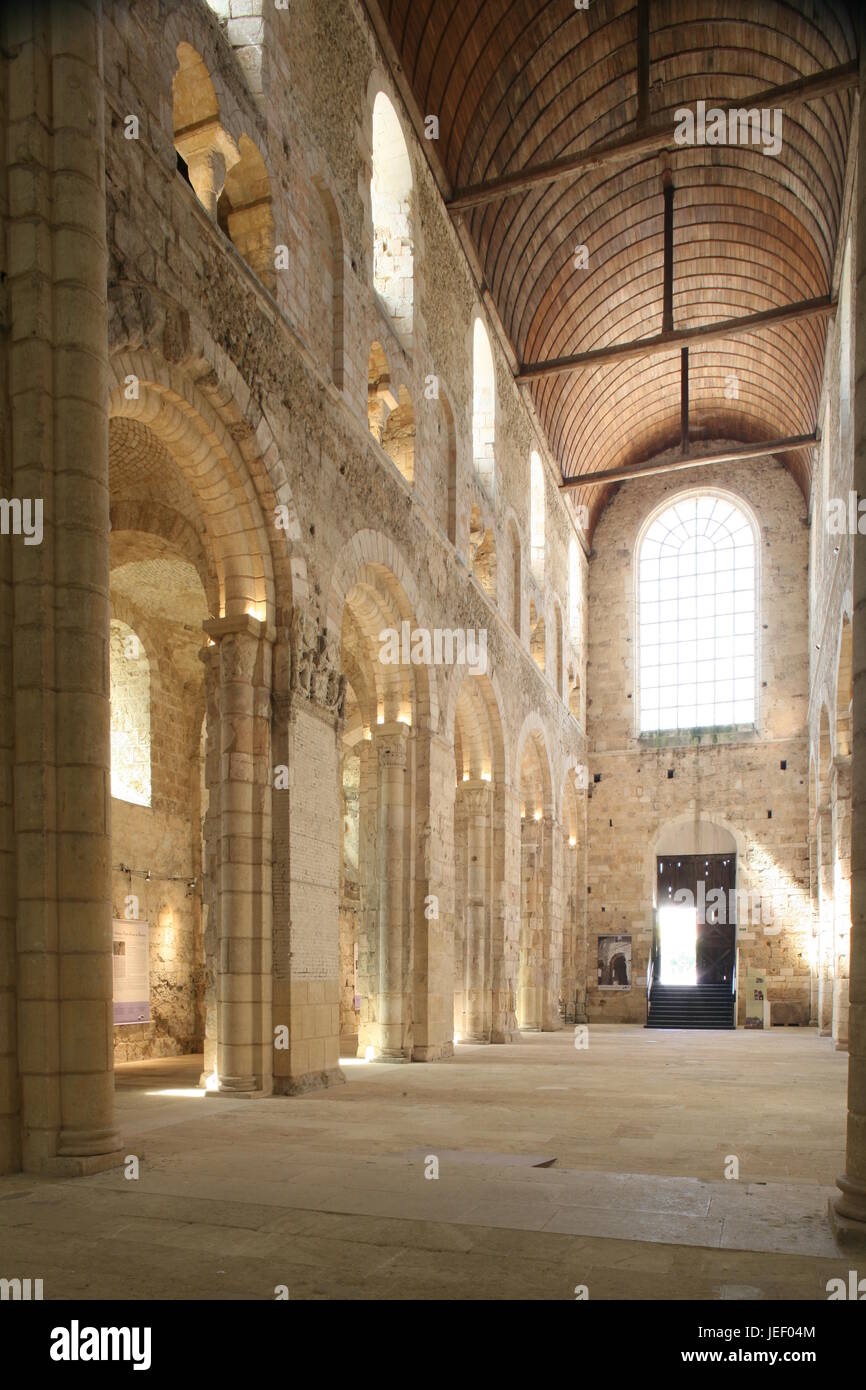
365;0;858;539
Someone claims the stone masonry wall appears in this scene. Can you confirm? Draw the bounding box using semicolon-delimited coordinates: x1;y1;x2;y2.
587;458;811;1025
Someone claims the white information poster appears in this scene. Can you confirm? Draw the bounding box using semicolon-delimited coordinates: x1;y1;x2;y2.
113;918;150;1025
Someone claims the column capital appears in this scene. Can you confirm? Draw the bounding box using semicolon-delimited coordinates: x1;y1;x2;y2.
460;778;493;814
203;612;275;645
376;720;410;767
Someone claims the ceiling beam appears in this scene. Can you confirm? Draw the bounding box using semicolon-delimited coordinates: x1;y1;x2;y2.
447;59;858;213
559;433;818;490
517;294;834;383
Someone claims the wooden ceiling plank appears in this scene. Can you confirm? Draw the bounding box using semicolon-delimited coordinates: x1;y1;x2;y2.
447;59;859;213
518;293;835;383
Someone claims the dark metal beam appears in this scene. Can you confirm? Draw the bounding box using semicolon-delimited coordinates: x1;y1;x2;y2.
559;433;817;490
680;347;689;453
518;294;834;383
662;169;674;333
447;60;858;213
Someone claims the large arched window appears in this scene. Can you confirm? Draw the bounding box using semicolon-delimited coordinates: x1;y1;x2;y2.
371;92;414;337
472;317;495;493
638;493;757;734
530;451;545;579
110;620;152;806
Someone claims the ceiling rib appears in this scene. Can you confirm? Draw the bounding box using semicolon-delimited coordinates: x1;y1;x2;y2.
517;296;835;383
368;0;855;536
447;59;859;213
560;434;818;490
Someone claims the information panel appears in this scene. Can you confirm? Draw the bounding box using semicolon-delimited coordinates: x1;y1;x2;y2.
112;918;151;1025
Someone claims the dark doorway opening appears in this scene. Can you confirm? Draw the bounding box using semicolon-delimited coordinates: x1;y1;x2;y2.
655;853;736;986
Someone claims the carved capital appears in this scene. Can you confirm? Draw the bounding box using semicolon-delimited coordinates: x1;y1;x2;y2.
289;604;347;718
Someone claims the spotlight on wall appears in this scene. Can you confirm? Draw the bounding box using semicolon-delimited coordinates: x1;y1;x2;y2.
534;810;542;821
569;836;577;848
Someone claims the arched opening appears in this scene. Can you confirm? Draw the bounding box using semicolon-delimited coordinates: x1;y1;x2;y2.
309;178;345;386
380;385;415;485
567;661;581;721
172;44;238;221
371;91;414;338
439;389;457;544
508;520;521;634
529;600;545;673
367;340;394;443
109;620;152;808
530;451;545;580
638;491;758;734
472;318;495;495
517;728;556;1030
109;372;276;1093
218;135;275;291
337;560;428;1061
469;505;496;600
108;417;214;1067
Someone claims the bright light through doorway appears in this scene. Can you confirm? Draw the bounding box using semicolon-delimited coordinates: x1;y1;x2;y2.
658;903;697;986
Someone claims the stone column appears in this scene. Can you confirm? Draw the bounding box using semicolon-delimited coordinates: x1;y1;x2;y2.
198;643;221;1085
411;731;454;1061
541;814;562;1030
489;786;512;1043
357;737;378;1057
833;757;852;1050
832;25;866;1243
375;722;412;1059
203;614;273;1097
817;804;835;1035
174;122;237;220
271;611;344;1095
7;0;121;1173
464;781;492;1042
0;17;15;1172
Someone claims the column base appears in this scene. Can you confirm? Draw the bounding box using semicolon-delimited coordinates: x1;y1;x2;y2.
272;1067;345;1096
207;1079;273;1099
412;1042;454;1061
370;1052;411;1063
39;1148;125;1178
829;1175;866;1248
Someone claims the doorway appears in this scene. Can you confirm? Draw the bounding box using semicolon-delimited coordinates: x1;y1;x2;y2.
655;853;736;986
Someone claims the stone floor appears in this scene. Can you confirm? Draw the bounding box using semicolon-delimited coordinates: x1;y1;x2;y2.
0;1026;854;1300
